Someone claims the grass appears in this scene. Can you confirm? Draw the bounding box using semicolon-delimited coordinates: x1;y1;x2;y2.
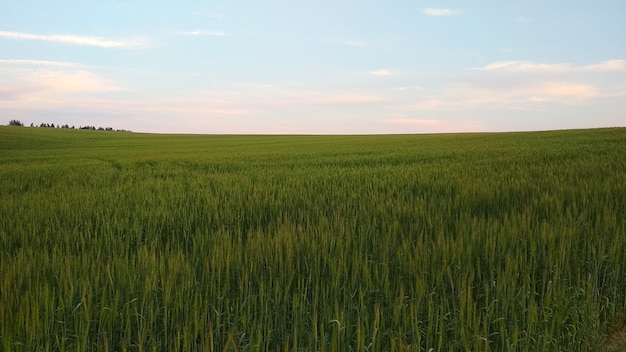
0;126;625;351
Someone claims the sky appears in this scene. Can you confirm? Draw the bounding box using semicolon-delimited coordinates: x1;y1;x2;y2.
1;1;625;134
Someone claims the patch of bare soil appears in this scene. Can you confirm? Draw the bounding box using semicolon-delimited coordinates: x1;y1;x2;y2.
605;326;626;352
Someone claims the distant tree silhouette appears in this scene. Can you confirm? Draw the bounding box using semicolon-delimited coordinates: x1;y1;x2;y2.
28;121;130;132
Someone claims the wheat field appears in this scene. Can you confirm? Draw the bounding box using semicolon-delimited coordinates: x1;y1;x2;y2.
1;127;624;351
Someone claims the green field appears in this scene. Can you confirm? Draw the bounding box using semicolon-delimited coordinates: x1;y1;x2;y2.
1;126;625;351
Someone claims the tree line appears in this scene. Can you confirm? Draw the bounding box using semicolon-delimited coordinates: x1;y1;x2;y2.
7;120;130;132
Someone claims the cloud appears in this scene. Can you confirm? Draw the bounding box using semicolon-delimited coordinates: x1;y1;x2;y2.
0;76;251;133
476;59;626;73
411;81;602;111
314;93;384;106
462;59;626;108
383;117;483;133
0;30;146;48
385;118;440;126
0;59;83;69
0;59;122;97
422;8;462;17
390;85;424;92
178;30;229;37
529;82;599;101
477;61;571;73
584;60;626;72
222;85;388;109
33;71;119;93
0;65;120;111
402;57;626;120
117;98;251;117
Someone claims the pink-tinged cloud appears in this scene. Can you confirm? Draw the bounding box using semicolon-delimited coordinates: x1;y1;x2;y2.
35;71;119;93
477;59;626;73
370;69;393;76
313;93;385;106
0;30;146;48
231;86;388;109
386;118;440;126
125;98;251;116
0;68;120;110
384;117;483;133
411;81;603;112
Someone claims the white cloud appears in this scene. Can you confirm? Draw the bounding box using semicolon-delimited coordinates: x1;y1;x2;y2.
476;60;626;73
0;30;147;48
0;59;83;69
477;61;570;73
584;60;626;72
178;30;229;37
422;8;462;17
